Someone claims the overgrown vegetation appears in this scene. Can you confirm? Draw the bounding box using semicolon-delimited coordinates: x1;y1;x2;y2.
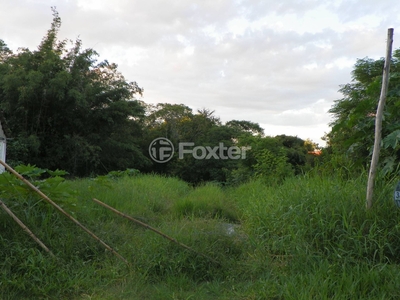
328;50;400;175
1;167;400;299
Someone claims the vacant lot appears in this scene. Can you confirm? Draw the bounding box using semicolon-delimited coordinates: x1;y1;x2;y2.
1;171;400;299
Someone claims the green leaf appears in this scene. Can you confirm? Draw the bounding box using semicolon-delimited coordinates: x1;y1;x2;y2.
380;155;397;176
383;129;400;149
14;164;46;179
47;169;69;177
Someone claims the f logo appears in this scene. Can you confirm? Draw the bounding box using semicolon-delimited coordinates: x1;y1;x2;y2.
149;138;174;163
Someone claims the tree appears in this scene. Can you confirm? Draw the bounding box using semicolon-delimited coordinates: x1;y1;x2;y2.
227;134;295;185
145;103;193;141
143;102;312;184
143;104;238;184
0;9;150;176
226;120;264;136
328;49;400;175
275;135;308;174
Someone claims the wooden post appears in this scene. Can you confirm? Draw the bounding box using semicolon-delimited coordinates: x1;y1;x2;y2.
366;28;394;209
93;198;221;266
0;159;129;265
0;199;55;258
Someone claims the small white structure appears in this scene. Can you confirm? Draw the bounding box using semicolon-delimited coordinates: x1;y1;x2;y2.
0;117;6;173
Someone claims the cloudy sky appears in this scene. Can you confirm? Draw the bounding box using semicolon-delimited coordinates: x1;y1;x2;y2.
1;0;399;146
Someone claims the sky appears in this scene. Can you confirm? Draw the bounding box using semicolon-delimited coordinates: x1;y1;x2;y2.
1;0;399;146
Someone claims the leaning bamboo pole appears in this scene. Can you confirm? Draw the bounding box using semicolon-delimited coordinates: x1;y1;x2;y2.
93;198;221;266
366;28;394;209
0;159;129;265
0;199;55;258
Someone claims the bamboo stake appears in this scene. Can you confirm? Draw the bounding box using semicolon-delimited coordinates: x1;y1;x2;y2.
0;199;55;258
366;28;394;209
92;198;221;266
0;159;129;265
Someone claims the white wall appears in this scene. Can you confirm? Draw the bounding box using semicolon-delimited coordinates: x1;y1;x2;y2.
0;122;5;173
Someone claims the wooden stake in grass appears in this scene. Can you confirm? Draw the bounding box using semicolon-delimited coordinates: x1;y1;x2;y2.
0;199;55;258
0;159;129;265
366;28;394;210
92;198;221;266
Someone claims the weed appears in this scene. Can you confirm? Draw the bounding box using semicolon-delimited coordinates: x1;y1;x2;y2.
2;170;400;298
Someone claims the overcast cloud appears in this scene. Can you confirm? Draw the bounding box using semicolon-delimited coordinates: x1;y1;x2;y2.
1;0;399;146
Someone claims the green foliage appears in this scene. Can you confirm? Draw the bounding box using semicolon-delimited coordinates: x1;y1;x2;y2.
328;49;400;175
104;168;140;179
173;183;239;221
1;7;317;183
230;173;400;298
2;173;400;298
0;9;149;176
144;104;313;185
143;104;240;184
226;119;264;136
227;134;311;185
253;148;294;183
0;164;75;203
383;129;400;149
233;173;400;265
276;134;309;173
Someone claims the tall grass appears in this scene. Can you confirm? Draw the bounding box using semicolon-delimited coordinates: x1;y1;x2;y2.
229;172;400;298
2;171;400;299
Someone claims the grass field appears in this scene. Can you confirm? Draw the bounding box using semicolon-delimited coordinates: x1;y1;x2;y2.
1;171;400;299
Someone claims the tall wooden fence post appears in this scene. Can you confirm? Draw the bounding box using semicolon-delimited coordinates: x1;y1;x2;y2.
366;28;394;209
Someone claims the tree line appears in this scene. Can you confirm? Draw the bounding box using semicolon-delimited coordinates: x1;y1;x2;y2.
4;10;398;184
0;10;317;184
